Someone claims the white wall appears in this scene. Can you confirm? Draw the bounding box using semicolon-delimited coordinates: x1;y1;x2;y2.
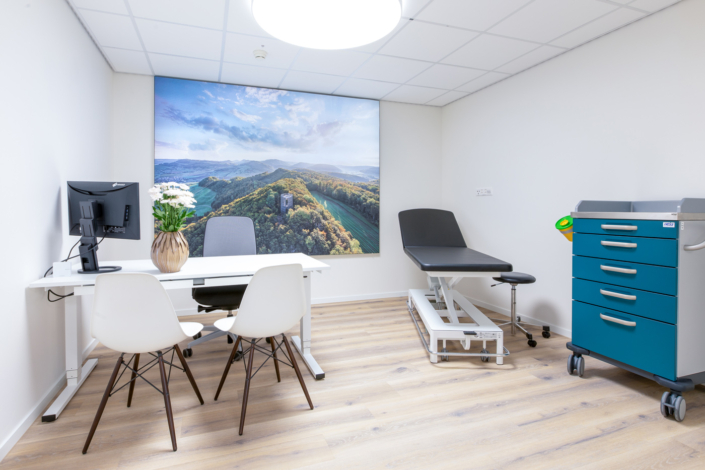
441;0;705;336
110;74;442;309
0;0;113;460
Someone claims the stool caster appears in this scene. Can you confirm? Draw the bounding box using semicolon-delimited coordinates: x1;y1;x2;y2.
567;354;584;377
183;348;193;358
542;326;551;339
527;333;537;348
661;391;686;422
192;332;202;340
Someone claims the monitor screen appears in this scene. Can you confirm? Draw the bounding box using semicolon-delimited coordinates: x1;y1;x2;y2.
154;77;380;256
67;181;140;240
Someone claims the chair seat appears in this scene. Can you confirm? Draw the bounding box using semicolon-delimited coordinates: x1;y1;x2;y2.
193;284;247;310
214;316;236;332
493;272;536;284
180;322;204;338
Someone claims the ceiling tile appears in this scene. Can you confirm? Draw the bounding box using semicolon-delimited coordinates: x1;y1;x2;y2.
292;50;371;77
127;0;226;30
136;19;223;60
442;34;538;70
79;10;142;49
426;90;468;106
149;53;220;81
353;19;408;54
457;71;509;93
629;0;681;13
489;0;617;43
379;21;478;62
102;47;151;74
227;0;272;37
220;63;287;88
551;8;645;48
334;79;399;100
403;0;433;18
224;33;300;69
408;64;485;89
279;71;346;94
496;45;565;74
382;85;447;105
354;55;432;83
416;0;533;31
71;0;128;15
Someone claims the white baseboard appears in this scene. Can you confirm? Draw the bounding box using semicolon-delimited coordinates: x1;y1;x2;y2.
466;296;571;339
176;291;408;316
1;338;100;463
0;372;65;463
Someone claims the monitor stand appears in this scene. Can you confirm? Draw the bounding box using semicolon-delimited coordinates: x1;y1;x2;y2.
77;200;121;274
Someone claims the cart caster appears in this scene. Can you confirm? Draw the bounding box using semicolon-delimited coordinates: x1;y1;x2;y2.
542;326;551;339
661;392;686;422
567;354;584;377
227;335;233;344
183;348;193;358
192;332;202;340
480;348;489;362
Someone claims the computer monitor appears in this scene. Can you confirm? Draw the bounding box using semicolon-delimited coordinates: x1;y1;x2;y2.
67;181;140;274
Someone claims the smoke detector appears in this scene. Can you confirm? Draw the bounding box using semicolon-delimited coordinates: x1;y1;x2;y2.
253;49;268;60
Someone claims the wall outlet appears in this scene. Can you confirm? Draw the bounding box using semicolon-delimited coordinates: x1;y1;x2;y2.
476;188;492;196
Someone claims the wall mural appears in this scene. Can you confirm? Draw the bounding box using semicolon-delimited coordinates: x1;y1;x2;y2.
154;77;380;256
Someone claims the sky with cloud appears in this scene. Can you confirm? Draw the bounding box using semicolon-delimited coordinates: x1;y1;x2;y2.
154;77;380;167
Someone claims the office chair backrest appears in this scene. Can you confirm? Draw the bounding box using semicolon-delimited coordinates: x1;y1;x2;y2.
203;216;257;257
92;273;186;354
231;264;305;338
398;209;467;248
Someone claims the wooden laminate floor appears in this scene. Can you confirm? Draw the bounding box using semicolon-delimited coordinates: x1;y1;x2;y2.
3;298;705;469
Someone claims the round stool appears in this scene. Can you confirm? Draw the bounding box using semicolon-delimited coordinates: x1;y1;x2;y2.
490;272;549;347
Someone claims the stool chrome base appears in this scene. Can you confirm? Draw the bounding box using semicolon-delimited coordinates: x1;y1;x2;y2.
489;283;550;347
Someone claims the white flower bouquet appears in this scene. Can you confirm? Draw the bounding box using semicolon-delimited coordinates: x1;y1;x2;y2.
149;182;197;232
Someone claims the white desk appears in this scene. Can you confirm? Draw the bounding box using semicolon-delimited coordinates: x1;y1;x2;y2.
28;253;330;422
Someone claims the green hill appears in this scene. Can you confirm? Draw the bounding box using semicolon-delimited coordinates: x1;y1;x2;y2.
182;178;362;257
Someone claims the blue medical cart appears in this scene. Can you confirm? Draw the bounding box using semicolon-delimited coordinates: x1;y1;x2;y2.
567;199;705;422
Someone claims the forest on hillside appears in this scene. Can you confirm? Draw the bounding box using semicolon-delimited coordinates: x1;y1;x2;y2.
181;178;363;256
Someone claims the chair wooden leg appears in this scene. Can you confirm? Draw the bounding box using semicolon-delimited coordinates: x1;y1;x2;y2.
174;345;204;405
82;354;124;454
270;337;281;383
239;339;256;436
283;335;314;410
127;353;140;408
158;353;177;452
214;336;242;401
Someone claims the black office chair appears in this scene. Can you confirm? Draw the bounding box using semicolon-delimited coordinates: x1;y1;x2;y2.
183;216;256;358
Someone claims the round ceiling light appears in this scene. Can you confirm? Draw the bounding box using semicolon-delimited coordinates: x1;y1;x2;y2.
252;0;402;50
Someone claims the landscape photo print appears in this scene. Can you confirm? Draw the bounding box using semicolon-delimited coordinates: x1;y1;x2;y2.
154;77;380;256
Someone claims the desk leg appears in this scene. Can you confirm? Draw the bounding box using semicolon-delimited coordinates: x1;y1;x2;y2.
42;287;98;422
291;275;325;380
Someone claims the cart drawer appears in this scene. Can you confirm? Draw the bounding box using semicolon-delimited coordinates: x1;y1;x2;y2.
574;219;678;239
572;255;677;296
573;233;678;267
572;278;676;324
572;301;676;380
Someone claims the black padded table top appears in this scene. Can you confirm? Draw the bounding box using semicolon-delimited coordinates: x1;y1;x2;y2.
404;247;513;273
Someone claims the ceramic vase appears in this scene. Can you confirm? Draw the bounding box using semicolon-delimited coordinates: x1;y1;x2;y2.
151;231;189;273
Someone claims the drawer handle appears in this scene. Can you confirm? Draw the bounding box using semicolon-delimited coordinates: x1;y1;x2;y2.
600;289;637;301
600;313;636;327
601;224;638;231
600;265;637;274
601;241;637;248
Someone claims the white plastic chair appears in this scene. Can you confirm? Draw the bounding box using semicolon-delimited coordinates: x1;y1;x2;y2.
212;264;314;435
82;273;205;454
